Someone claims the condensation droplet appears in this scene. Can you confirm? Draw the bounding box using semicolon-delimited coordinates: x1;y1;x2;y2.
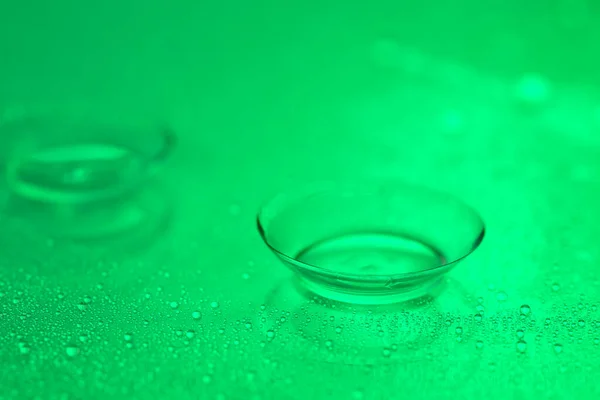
553;343;563;354
496;291;508;302
66;345;80;357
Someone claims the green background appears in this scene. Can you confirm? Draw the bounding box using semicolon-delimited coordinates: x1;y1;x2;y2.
1;1;600;399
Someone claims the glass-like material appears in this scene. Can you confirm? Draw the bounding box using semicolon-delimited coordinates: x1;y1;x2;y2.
257;181;485;304
0;113;175;205
0;111;175;241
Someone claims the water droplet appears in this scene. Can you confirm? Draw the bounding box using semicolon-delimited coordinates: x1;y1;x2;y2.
325;339;334;349
578;319;586;328
266;330;275;340
514;73;551;106
554;343;563;354
77;302;87;311
241;272;250;280
520;305;531;316
496;291;508;302
19;343;31;355
66;345;80;357
79;334;89;343
382;348;392;358
516;329;525;339
186;330;195;339
335;326;343;334
244;322;253;329
83;296;92;304
455;326;463;335
210;301;219;309
475;340;484;350
516;340;527;353
474;313;483;322
202;375;212;384
169;301;179;309
551;282;561;292
124;333;133;342
192;311;202;320
352;389;365;399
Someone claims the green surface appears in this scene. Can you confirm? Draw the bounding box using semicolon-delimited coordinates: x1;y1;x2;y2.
1;1;600;399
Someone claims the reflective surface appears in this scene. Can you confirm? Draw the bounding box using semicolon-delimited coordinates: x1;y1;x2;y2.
1;2;600;399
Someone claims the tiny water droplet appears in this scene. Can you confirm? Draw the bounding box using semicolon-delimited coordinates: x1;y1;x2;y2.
266;330;275;340
475;340;484;350
496;291;508;302
186;330;195;339
578;319;586;328
124;333;133;342
553;343;563;354
382;348;392;358
551;282;561;292
516;329;525;339
516;340;527;353
514;73;551;106
169;301;179;309
474;313;483;322
520;305;531;316
210;301;220;309
192;311;202;320
66;345;80;357
19;343;31;355
455;326;463;335
335;326;343;334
